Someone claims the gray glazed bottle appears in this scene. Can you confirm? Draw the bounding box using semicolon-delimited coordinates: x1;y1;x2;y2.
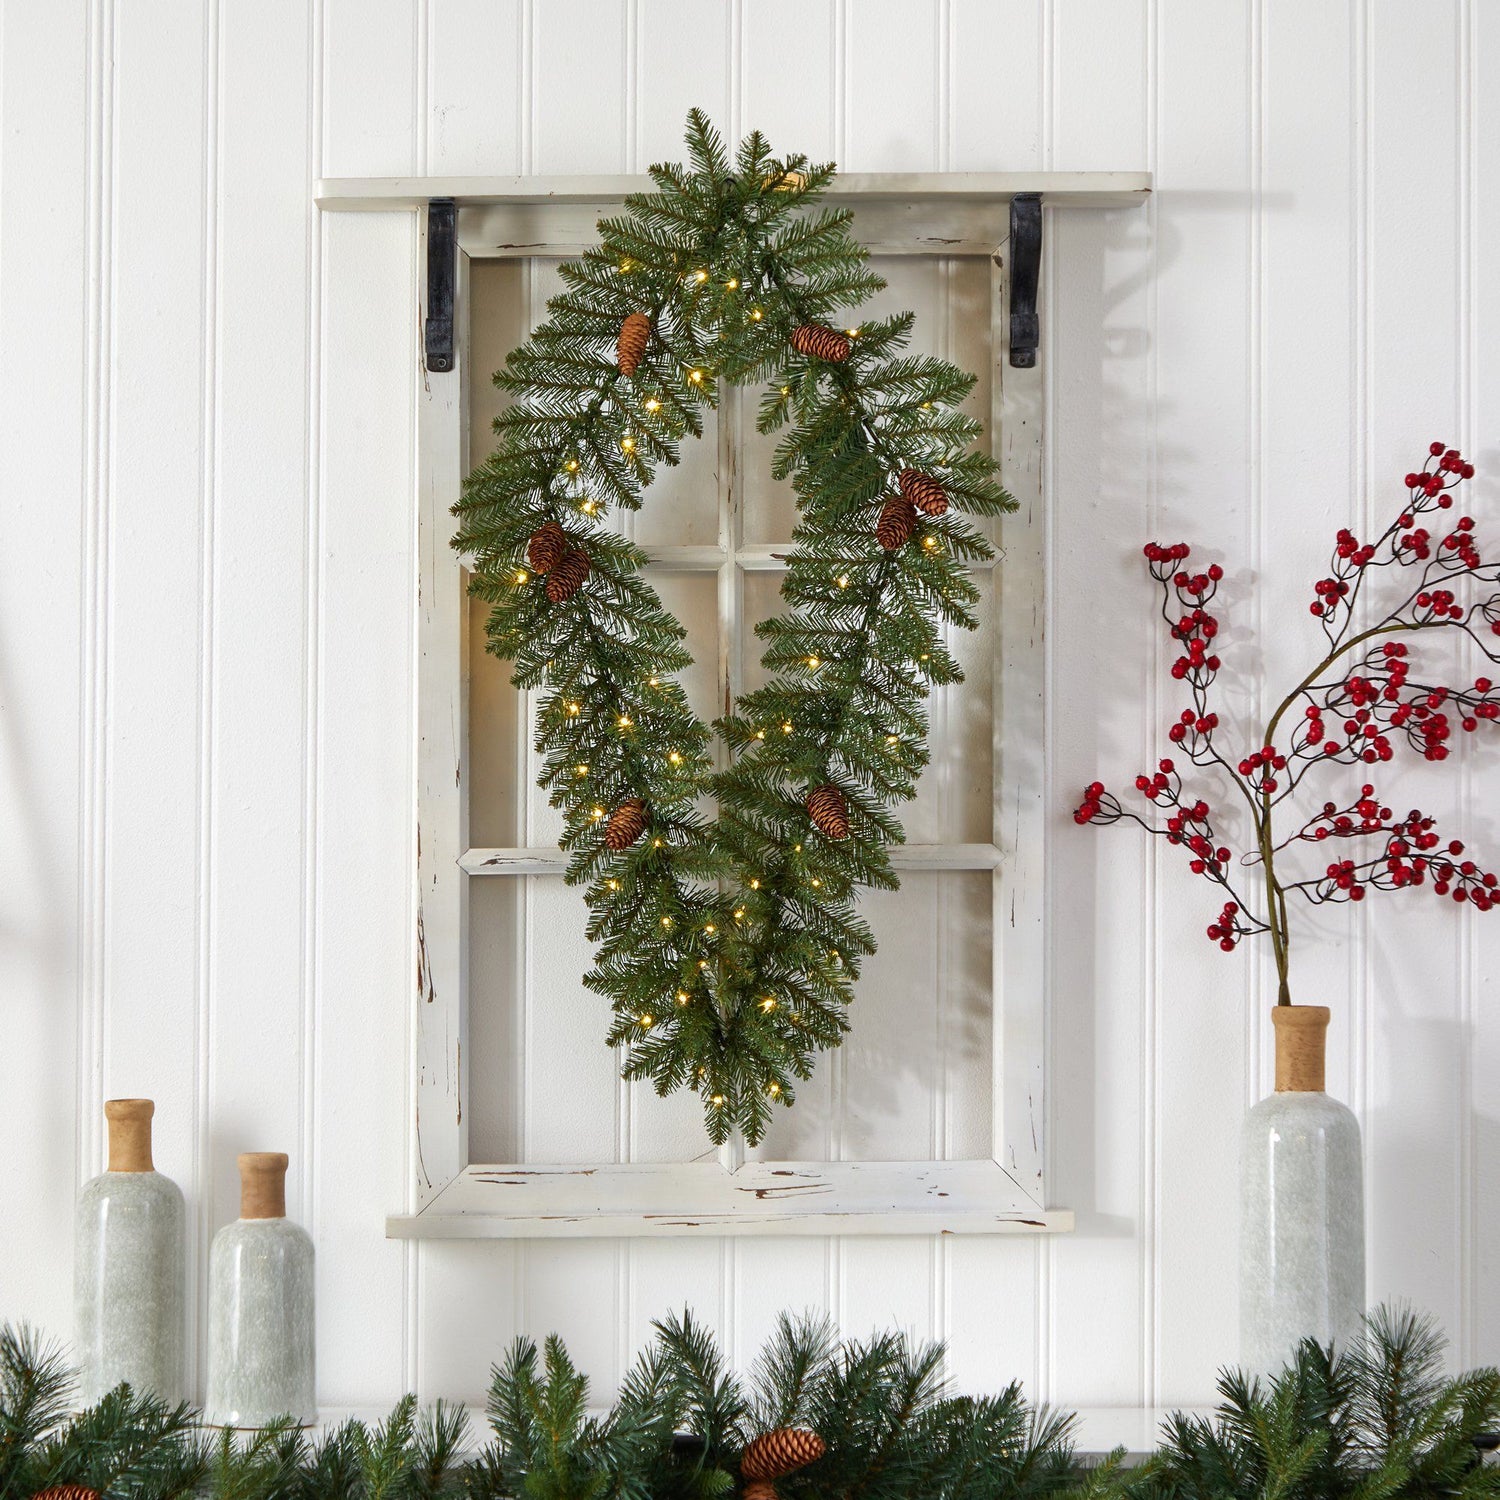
1240;1005;1365;1374
204;1152;316;1427
74;1098;187;1405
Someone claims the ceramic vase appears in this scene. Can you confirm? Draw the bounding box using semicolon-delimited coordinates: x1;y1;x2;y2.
204;1152;316;1427
1240;1004;1364;1374
74;1098;186;1405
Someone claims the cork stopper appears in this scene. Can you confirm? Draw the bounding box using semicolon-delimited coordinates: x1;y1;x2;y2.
238;1152;289;1220
105;1098;155;1172
1272;1004;1330;1092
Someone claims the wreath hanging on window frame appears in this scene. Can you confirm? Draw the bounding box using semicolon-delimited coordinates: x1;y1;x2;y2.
452;112;1015;1143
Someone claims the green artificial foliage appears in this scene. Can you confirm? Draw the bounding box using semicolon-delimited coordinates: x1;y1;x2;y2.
2;1305;1494;1500
451;109;1015;1143
1145;1307;1500;1500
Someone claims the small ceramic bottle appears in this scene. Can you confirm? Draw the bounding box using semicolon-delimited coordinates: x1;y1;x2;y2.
1240;1004;1365;1375
204;1152;316;1427
74;1098;187;1405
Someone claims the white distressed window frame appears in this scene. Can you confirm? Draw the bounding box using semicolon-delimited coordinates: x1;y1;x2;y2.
317;172;1150;1238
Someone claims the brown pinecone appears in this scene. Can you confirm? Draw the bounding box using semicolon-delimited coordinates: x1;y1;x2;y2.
743;1484;780;1500
546;549;590;603
806;785;850;841
789;323;851;363
617;312;651;375
899;468;949;516
604;797;648;852
527;521;567;575
742;1427;827;1481
876;494;916;551
32;1489;102;1500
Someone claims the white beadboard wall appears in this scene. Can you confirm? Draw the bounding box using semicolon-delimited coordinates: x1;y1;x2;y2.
2;0;1497;1411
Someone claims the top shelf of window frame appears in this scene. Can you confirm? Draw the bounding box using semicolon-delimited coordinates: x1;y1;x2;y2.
314;171;1152;212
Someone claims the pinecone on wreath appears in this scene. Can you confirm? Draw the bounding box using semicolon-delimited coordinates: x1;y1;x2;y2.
807;784;850;841
546;549;591;603
876;494;916;551
790;323;851;363
32;1488;102;1500
527;521;567;574
617;312;651;375
898;467;949;516
743;1427;827;1481
604;797;648;851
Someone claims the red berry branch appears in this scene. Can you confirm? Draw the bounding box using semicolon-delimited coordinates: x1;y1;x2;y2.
1075;444;1500;1003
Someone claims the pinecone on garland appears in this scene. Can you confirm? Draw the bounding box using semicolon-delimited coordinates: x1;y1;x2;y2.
876;494;916;551
527;521;567;575
546;549;591;603
790;323;851;363
33;1489;102;1500
742;1427;827;1481
604;797;648;851
899;468;949;516
743;1484;779;1500
806;784;850;841
617;312;651;375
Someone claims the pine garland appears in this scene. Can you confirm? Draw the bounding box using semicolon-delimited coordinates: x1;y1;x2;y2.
3;1307;1497;1500
452;110;1015;1144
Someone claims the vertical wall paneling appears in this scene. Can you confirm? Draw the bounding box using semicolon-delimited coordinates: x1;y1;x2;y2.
321;0;418;178
313;208;418;1401
0;0;91;1337
1257;0;1359;1110
208;0;318;1378
6;0;1500;1407
634;2;731;167
102;0;211;1383
1045;0;1156;1407
947;0;1044;173
1149;0;1253;1404
425;1;524;175
1469;0;1498;1371
1364;0;1465;1344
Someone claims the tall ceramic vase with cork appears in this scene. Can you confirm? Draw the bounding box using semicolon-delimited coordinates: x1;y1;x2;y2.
204;1152;316;1427
74;1098;187;1404
1239;1005;1364;1374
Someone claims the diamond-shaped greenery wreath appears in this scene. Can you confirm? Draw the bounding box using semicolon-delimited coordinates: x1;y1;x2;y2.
453;112;1015;1143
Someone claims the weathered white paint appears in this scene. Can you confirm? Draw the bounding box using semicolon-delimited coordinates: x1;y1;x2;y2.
3;0;1498;1419
314;171;1152;209
387;1161;1072;1239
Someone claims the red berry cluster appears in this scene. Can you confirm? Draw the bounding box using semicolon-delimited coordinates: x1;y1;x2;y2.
1206;901;1245;952
1076;443;1500;971
1296;787;1392;844
1310;817;1499;912
1307;639;1499;766
1237;745;1285;795
1142;549;1225;688
1073;781;1118;825
1405;441;1475;495
1310;527;1375;617
1411;586;1464;624
1168;706;1219;749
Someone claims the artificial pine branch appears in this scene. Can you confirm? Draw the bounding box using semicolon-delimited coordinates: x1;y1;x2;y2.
1148;1308;1500;1500
452;109;1015;1142
0;1325;75;1500
1;1308;1496;1500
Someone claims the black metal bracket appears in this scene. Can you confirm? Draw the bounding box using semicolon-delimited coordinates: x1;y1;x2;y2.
424;198;457;373
1008;192;1042;368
